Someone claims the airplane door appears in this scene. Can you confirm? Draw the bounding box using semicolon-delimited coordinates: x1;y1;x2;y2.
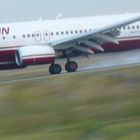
43;30;50;41
34;31;41;41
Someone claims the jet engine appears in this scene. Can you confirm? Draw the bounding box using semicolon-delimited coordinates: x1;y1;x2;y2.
15;45;55;66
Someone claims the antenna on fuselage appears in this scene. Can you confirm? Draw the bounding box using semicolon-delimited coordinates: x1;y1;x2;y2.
39;17;43;21
56;13;63;20
125;12;129;14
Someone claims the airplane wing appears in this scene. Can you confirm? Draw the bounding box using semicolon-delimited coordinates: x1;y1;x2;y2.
49;14;140;54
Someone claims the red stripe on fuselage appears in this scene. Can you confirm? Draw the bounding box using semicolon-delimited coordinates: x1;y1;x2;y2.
89;38;140;53
0;50;16;62
23;57;55;65
102;38;140;52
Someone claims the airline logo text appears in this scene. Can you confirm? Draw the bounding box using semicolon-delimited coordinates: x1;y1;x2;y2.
0;27;10;35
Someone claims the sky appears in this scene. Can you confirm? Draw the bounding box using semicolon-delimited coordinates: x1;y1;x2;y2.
0;0;140;23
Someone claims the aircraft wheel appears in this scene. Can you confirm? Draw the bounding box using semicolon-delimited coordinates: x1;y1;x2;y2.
65;61;78;73
49;64;62;75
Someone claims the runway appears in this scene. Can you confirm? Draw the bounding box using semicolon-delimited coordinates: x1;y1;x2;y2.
0;49;140;84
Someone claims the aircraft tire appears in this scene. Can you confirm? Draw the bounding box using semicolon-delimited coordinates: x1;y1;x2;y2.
49;64;62;74
65;61;78;73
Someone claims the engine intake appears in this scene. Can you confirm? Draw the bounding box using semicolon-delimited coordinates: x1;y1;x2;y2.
15;45;55;66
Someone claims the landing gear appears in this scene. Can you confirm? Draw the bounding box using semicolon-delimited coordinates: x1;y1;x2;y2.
49;64;62;75
65;61;78;73
49;58;78;75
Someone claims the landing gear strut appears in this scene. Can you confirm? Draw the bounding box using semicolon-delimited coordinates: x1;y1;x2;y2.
49;63;62;75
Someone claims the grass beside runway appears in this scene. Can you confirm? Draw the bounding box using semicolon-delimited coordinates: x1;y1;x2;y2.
0;65;140;140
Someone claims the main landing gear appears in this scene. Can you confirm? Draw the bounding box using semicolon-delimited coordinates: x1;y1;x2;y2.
49;60;78;75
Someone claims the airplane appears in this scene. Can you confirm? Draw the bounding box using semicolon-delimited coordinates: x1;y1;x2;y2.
0;13;140;74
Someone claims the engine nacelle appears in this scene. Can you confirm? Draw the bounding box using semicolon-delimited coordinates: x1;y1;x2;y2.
15;45;55;66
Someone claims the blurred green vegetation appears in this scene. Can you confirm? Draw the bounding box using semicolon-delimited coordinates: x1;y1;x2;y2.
0;66;140;140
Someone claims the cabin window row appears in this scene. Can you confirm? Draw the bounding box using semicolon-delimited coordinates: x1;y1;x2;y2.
1;25;140;40
2;35;16;40
1;29;93;40
1;34;36;40
22;29;93;38
50;29;92;36
120;25;140;30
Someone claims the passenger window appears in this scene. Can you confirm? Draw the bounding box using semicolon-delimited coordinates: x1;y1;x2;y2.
132;26;135;30
27;34;30;38
128;26;130;30
23;35;26;38
71;31;73;34
75;30;78;34
36;33;40;37
13;35;16;39
32;34;35;37
3;36;5;40
51;32;54;36
66;31;69;35
56;32;59;35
